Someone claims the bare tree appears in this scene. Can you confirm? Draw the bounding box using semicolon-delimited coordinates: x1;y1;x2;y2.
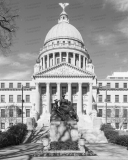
0;0;18;53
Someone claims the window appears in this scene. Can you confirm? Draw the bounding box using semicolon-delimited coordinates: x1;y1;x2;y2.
17;108;22;117
72;87;77;95
1;123;5;129
9;83;13;88
1;109;5;117
17;83;21;88
1;95;5;102
52;87;56;94
99;83;102;87
107;83;111;88
62;58;66;62
98;95;102;102
42;87;46;94
9;109;13;117
62;87;66;95
115;83;119;88
26;83;30;88
72;103;77;112
26;109;30;117
107;109;111;117
1;83;5;88
26;95;30;102
107;95;111;102
69;58;71;63
123;109;127;118
56;58;60;64
98;109;102;117
115;95;119;102
82;87;87;94
123;123;127;129
123;95;127;102
115;109;119;117
9;95;13;103
115;123;119;129
123;83;127;88
17;95;21;103
68;41;71;45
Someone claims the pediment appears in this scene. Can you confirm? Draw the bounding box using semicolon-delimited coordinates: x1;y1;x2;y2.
34;62;95;78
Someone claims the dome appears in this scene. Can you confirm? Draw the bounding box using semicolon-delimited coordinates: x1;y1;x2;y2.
44;13;84;45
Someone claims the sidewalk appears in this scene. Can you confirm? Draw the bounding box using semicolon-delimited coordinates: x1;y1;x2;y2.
0;143;128;160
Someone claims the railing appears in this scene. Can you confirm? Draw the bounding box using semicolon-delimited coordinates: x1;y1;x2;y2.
40;43;86;54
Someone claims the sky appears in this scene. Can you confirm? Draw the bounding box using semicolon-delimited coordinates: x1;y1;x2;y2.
0;0;128;80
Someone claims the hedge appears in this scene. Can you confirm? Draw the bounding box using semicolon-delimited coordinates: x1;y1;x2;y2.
100;124;128;147
114;135;128;147
0;123;27;148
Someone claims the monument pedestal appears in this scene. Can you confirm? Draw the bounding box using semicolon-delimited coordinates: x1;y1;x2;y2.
50;121;78;142
37;113;50;129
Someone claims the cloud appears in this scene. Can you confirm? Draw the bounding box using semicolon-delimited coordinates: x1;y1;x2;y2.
18;52;37;61
0;55;29;69
0;70;32;80
114;52;119;58
118;17;128;37
94;34;114;45
0;55;12;66
104;0;128;12
122;58;128;64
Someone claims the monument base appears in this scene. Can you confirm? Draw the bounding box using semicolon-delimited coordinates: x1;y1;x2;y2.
37;113;50;129
50;121;78;142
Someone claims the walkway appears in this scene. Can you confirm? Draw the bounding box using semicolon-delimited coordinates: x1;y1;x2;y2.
0;143;128;160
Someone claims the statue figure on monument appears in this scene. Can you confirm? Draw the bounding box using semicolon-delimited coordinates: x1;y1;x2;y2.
50;95;79;122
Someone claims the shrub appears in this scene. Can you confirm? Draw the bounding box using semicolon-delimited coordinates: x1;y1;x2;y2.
0;123;27;149
114;135;128;147
100;124;114;132
104;130;119;143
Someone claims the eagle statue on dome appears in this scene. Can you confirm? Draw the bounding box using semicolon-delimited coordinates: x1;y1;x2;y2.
59;3;69;12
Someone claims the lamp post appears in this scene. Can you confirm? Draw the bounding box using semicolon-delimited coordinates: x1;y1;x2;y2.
105;86;107;124
21;85;24;124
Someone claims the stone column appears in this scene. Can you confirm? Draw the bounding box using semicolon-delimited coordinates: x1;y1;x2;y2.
73;53;75;66
60;52;62;63
57;83;60;100
47;54;49;68
35;83;40;115
66;52;69;63
83;57;85;70
68;83;71;101
46;83;50;113
77;83;82;114
79;54;81;68
53;52;55;66
88;83;92;114
43;56;45;69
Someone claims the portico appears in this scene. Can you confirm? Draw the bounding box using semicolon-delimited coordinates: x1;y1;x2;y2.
35;80;93;117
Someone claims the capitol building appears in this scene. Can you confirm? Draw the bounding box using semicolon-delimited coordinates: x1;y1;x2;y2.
0;6;128;131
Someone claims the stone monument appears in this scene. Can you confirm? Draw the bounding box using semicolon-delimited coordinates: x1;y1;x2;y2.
50;95;79;142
